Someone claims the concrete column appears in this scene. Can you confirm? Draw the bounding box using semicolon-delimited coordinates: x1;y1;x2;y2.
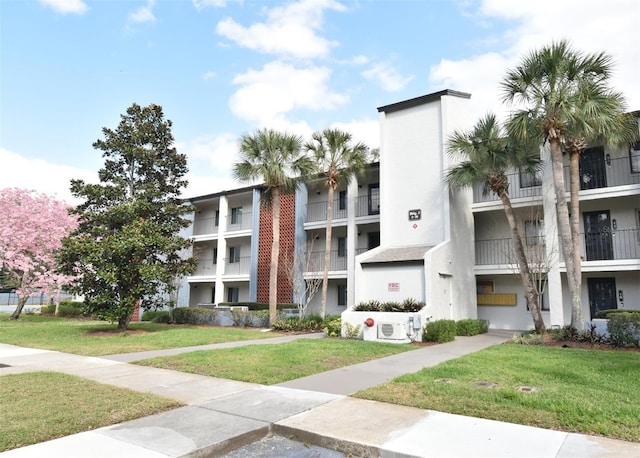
214;195;229;304
346;179;358;307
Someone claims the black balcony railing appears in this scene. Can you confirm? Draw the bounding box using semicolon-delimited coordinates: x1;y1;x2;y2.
306;250;348;271
473;156;640;204
355;195;380;217
476;228;640;265
305;200;348;223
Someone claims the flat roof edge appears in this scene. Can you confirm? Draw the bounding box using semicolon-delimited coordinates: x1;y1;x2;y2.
377;89;471;114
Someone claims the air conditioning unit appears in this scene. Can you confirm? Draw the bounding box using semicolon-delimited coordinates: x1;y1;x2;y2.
377;322;406;340
228;306;248;312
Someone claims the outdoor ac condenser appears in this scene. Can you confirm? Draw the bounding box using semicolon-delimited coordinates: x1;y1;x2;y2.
377;322;406;340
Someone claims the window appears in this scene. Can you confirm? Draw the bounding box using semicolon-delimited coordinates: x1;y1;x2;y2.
337;237;346;257
212;247;218;264
231;207;243;225
214;210;220;227
229;246;240;263
368;183;380;215
338;190;347;210
337;284;347;306
630;143;640;174
367;232;380;250
520;169;542;188
476;281;494;294
524;220;545;245
227;287;239;303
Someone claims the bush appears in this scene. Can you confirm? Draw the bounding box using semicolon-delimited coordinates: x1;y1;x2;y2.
511;332;545;345
353;300;382;311
58;305;84;317
172;307;218;325
595;309;640;319
271;315;326;332
141;310;171;322
423;319;456;343
342;321;361;339
607;312;640;348
216;302;298;311
456;319;488;336
323;317;342;337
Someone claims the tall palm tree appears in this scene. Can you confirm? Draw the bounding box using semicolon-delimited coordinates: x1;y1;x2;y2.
502;40;632;330
305;128;368;318
233;129;314;325
446;114;546;334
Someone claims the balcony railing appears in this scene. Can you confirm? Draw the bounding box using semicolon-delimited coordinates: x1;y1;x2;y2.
476;228;640;265
192;258;217;276
193;217;219;236
355;195;380;217
306;200;347;223
306;250;348;271
227;211;253;232
224;256;251;275
473;156;640;204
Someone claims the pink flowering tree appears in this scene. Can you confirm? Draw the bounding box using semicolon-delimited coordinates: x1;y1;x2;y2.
0;188;77;320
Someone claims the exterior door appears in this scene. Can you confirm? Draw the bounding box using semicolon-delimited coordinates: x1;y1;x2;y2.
583;210;613;260
368;184;380;215
587;278;617;319
580;147;607;190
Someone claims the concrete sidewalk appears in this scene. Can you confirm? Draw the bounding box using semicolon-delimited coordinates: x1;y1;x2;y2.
1;333;639;457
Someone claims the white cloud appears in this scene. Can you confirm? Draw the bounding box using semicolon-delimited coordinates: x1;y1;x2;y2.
177;133;238;173
330;119;380;150
216;0;347;59
192;0;239;10
229;60;349;125
202;71;216;80
429;0;640;120
129;0;156;24
362;63;414;92
38;0;88;14
0;148;96;205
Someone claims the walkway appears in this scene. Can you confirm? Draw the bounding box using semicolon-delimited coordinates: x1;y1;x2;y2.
1;332;638;457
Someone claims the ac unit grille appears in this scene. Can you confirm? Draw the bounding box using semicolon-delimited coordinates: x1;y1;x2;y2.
377;322;405;340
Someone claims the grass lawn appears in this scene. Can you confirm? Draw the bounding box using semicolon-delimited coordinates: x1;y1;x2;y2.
0;314;283;356
0;371;182;452
355;344;640;442
138;338;418;385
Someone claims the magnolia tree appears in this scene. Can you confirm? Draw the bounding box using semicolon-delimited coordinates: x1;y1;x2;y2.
0;188;77;320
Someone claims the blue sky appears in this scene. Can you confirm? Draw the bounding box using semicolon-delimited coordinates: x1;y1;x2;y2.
1;0;639;203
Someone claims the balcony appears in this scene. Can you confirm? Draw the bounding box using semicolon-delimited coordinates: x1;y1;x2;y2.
475;228;639;266
473;156;639;204
355;195;380;217
193;217;219;237
305;250;348;271
192;258;217;276
306;200;347;223
227;211;253;232
224;256;251;275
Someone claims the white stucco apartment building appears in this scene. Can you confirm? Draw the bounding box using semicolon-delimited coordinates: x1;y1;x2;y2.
184;89;640;331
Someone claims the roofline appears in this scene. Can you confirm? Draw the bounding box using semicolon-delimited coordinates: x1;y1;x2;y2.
377;89;471;114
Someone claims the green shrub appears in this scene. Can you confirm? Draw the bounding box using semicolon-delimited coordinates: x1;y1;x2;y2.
228;310;252;327
150;312;171;324
595;309;640;319
342;321;361;339
216;302;298;311
323;317;342;337
511;332;545;345
455;319;488;336
353;300;382;311
59;300;84;309
423;319;456;343
353;298;425;313
271;315;324;332
172;307;218;325
58;305;84;317
141;310;170;322
607;313;640;348
251;310;270;327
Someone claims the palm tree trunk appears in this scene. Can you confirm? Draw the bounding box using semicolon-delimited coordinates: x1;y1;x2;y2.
499;192;546;334
549;139;583;330
321;186;335;318
569;152;584;326
269;187;281;325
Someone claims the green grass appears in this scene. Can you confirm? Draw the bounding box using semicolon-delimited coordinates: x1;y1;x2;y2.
0;314;283;356
0;371;182;452
138;338;417;385
355;344;640;442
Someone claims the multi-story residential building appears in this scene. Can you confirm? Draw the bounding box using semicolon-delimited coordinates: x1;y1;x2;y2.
184;90;640;330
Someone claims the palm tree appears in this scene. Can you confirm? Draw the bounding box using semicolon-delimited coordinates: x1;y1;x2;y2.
446;114;546;334
502;40;633;330
233;129;314;325
305;129;368;318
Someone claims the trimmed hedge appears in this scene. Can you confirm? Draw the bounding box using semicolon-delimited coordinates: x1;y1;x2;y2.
456;319;489;336
596;309;640;319
172;307;218;325
423;319;456;343
216;302;298;311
